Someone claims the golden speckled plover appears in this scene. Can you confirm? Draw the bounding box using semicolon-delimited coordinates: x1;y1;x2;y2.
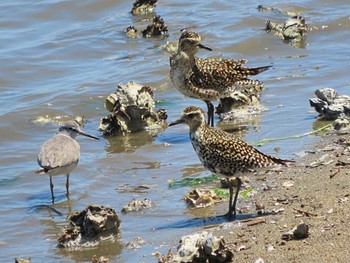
170;31;271;127
169;106;293;220
36;121;99;203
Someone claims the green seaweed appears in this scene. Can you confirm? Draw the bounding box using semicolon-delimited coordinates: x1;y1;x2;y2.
251;124;332;147
169;174;220;188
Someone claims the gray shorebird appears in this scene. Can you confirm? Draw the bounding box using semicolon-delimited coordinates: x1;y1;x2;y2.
170;31;271;127
169;106;293;220
37;121;99;203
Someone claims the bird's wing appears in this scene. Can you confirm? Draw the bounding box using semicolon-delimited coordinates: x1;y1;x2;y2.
37;135;80;170
199;128;287;176
189;58;249;90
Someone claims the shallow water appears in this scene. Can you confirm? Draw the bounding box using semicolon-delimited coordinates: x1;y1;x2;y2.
1;0;349;262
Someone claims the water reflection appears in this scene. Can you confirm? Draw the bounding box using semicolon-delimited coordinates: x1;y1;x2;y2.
104;130;157;154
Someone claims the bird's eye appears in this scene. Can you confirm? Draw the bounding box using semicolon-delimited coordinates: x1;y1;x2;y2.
187;113;195;118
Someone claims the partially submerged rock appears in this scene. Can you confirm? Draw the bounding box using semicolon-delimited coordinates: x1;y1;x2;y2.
99;81;167;136
259;5;307;48
58;204;120;248
309;88;350;128
92;255;110;263
131;0;158;16
216;83;266;122
184;189;221;208
121;198;155;213
159;231;234;263
124;26;138;38
265;15;307;48
142;15;168;38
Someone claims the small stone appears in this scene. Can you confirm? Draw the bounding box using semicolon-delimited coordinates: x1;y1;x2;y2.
293;223;309;239
266;243;275;252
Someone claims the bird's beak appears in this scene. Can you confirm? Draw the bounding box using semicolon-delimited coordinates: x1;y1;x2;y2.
197;43;212;51
168;118;184;127
78;130;100;140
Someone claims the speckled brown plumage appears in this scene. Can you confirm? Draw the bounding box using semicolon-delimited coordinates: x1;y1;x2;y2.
169;106;293;220
170;31;271;126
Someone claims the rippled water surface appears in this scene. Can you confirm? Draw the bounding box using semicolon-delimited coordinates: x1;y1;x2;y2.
1;0;350;262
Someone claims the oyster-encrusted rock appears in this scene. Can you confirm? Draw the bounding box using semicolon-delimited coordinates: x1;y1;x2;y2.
100;81;167;136
141;15;168;38
58;204;120;248
309;88;350;121
121;198;155;213
124;26;138;38
184;189;222;208
131;0;158;16
216;83;266;122
160;231;234;263
265;15;307;48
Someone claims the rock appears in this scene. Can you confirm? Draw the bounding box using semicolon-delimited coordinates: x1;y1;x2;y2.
281;223;309;241
309;88;350;121
92;255;110;263
166;231;234;263
184;188;222;208
58;204;120;248
334;118;350;130
124;26;138;38
121;198;155;213
141;15;168;38
14;258;31;263
125;236;146;250
99;81;167;136
131;0;158;16
293;223;309;239
216;84;266;122
265;15;307;48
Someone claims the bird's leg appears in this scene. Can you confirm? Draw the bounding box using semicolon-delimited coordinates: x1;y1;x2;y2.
231;177;242;220
205;100;214;127
49;175;55;204
66;174;70;199
227;178;234;220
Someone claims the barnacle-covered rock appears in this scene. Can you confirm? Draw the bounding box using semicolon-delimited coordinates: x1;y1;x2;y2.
265;15;307;48
184;189;222;208
99;81;167;136
216;82;266;122
142;15;168;38
309;88;350;120
58;204;120;248
131;0;158;16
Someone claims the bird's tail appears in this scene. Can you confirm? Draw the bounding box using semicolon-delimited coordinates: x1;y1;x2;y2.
35;168;47;174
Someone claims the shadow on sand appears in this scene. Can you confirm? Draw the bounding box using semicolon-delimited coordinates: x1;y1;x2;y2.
155;212;274;230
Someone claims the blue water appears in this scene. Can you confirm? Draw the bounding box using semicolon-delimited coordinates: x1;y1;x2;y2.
1;0;349;262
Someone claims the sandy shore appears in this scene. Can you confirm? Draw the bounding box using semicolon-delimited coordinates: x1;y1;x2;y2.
216;132;350;262
161;131;350;262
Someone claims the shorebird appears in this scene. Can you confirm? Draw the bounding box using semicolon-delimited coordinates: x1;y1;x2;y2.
37;121;99;203
170;31;271;127
169;106;293;220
